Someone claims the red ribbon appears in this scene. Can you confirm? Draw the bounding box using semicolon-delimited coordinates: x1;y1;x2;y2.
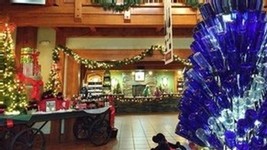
32;51;40;75
21;51;40;75
108;96;116;128
6;119;14;128
17;73;43;101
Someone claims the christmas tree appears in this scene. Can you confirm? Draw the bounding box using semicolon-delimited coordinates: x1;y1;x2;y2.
45;50;62;95
0;22;28;114
176;0;267;149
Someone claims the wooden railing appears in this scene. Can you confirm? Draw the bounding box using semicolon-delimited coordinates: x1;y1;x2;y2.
0;0;199;27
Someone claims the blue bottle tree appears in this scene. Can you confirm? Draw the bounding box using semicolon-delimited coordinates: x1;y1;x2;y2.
176;0;267;149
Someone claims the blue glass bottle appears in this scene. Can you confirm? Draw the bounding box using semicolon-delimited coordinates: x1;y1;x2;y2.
224;130;236;149
200;3;215;20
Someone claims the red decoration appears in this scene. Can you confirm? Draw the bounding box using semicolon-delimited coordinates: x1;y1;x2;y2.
108;95;116;128
31;51;40;76
6;119;14;128
62;100;70;109
17;73;43;101
39;98;63;112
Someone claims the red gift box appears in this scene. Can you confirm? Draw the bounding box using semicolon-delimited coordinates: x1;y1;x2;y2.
62;100;70;109
39;98;63;112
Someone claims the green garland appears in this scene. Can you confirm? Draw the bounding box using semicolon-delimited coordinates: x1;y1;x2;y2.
47;45;191;92
93;0;203;12
53;45;191;69
185;0;203;8
92;0;140;12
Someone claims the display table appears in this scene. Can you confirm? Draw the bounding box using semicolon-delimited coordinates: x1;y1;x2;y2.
0;107;112;150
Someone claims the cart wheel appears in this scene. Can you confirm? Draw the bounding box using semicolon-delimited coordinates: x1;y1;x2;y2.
0;127;16;150
89;119;112;146
73;117;90;140
10;127;45;150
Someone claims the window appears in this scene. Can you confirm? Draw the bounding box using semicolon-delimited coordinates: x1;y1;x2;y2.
135;71;145;81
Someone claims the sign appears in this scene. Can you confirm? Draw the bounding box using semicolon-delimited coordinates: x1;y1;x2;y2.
164;0;173;64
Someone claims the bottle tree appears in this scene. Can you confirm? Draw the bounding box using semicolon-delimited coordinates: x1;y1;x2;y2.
0;22;27;114
176;0;267;149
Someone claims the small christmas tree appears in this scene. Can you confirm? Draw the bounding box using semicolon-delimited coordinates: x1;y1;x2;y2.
45;63;62;95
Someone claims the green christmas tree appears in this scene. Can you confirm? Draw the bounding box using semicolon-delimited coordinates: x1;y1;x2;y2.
44;62;62;95
1;23;28;114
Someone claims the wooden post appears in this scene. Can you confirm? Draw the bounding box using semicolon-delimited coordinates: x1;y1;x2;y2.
15;27;38;70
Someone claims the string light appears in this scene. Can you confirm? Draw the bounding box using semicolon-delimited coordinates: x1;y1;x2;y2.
0;23;28;113
52;45;191;69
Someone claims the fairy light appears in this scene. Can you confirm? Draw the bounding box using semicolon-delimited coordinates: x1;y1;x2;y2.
0;22;28;114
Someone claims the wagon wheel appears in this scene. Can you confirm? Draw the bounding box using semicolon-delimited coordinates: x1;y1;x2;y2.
10;127;45;150
73;117;92;140
0;127;17;150
89;119;112;146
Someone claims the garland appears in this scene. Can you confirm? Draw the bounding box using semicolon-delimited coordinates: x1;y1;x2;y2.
185;0;204;8
93;0;204;12
92;0;140;12
47;45;191;92
53;45;192;69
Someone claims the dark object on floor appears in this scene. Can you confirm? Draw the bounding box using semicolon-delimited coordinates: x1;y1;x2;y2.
111;128;118;138
151;133;186;150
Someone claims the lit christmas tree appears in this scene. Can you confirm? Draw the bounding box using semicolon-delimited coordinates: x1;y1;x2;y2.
1;23;28;114
44;56;62;95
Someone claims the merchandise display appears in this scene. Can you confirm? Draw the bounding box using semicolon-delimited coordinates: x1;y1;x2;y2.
176;0;267;149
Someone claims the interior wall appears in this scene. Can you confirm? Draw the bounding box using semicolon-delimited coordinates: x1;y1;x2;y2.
66;37;193;49
110;70;176;96
37;27;56;84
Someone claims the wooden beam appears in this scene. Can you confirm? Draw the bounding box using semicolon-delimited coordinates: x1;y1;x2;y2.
15;27;38;68
155;27;163;32
1;4;197;28
89;27;97;32
74;0;82;22
53;27;193;37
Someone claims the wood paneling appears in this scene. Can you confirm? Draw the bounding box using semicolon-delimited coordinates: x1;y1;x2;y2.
65;56;80;97
15;27;38;68
0;2;198;28
53;27;194;37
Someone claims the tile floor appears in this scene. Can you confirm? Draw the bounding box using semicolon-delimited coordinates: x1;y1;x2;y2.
46;112;191;150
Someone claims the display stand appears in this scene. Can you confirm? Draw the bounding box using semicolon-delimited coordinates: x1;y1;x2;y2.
103;70;111;94
0;107;112;149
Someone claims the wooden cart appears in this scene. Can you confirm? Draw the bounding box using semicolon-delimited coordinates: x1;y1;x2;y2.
0;107;112;150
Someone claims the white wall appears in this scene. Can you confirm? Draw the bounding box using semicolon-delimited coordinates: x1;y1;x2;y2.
66;37;193;49
37;28;56;84
35;28;56;134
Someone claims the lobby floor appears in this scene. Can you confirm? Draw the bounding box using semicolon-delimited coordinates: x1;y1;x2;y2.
46;112;190;150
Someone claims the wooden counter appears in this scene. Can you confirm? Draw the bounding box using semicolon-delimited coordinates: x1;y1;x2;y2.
114;95;180;113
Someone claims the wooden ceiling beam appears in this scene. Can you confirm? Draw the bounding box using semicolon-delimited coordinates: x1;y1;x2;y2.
1;4;197;28
7;14;196;28
74;0;83;22
155;27;163;32
53;27;193;37
89;27;97;32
